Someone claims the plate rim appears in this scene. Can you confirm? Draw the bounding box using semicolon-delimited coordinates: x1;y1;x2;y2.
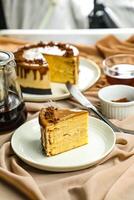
11;116;116;172
22;57;101;102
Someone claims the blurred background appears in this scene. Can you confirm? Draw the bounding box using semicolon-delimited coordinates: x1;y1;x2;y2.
0;0;134;30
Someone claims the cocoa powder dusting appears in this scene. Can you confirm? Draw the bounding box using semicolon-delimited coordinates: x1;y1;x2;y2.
64;48;73;57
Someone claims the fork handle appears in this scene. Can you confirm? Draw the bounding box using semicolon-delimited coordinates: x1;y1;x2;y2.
89;107;122;132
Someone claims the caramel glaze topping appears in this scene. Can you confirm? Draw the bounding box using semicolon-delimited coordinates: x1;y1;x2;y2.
15;48;49;81
15;41;75;62
16;64;49;80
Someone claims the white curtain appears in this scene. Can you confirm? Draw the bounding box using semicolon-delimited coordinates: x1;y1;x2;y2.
102;0;134;28
2;0;93;29
3;0;134;29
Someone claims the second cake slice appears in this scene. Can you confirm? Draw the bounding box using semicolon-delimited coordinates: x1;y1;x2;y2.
39;107;89;156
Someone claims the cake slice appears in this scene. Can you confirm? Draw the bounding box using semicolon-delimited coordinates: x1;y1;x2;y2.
39;106;89;156
43;42;79;84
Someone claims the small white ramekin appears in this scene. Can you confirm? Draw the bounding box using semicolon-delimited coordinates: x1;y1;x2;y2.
98;85;134;120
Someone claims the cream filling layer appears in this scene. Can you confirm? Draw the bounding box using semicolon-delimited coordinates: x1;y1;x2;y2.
17;70;51;89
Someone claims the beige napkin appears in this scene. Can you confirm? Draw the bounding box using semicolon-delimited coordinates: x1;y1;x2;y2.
0;36;30;52
96;34;134;58
0;35;134;200
0;110;134;200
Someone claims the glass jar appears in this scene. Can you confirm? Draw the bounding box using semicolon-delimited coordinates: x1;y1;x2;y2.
0;50;27;133
103;54;134;86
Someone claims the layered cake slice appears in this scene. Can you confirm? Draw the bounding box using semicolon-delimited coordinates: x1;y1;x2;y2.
39;106;89;156
15;42;79;94
42;42;79;84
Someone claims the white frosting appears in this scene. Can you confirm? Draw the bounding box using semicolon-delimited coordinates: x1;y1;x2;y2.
23;47;45;61
23;45;79;61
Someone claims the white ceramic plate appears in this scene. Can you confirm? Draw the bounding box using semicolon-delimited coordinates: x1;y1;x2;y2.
11;116;116;172
23;57;101;102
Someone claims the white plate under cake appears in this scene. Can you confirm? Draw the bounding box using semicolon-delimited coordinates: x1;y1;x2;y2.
11;116;115;172
18;57;101;102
